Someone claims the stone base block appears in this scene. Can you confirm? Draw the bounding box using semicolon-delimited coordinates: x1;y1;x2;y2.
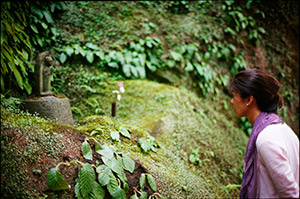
22;96;74;126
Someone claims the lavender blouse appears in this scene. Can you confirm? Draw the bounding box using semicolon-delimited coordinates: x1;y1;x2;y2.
256;123;299;198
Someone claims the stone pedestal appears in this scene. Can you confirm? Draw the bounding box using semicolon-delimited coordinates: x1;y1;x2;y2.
22;96;74;126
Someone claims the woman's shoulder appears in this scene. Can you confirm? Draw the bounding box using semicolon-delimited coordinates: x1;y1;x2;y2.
256;123;298;148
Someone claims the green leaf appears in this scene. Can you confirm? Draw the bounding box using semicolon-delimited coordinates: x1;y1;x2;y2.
185;61;194;72
47;167;70;191
81;140;93;161
94;140;102;152
30;24;39;33
65;46;74;57
102;156;124;178
258;27;266;34
130;193;139;199
130;66;139;78
96;144;114;159
59;53;67;63
122;64;132;77
108;62;119;68
41;22;48;29
78;163;96;197
149;53;159;66
91;181;105;199
86;51;94;63
139;173;146;190
95;51;104;60
146;61;156;72
138;136;158;153
30;5;43;19
86;42;99;50
23;79;32;95
139;54;146;67
170;51;183;61
136;66;146;79
43;10;53;23
97;165;111;186
110;130;120;141
10;63;23;89
122;155;135;173
166;59;175;68
107;176;119;195
139;191;148;199
74;44;86;56
147;174;157;192
119;127;131;139
112;186;126;199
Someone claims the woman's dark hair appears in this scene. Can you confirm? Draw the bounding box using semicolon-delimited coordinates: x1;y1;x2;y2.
230;69;283;113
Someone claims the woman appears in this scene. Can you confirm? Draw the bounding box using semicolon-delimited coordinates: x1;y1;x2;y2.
230;69;299;198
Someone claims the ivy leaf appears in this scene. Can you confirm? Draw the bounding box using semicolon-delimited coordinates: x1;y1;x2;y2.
147;174;157;192
130;66;139;78
136;66;146;79
86;51;94;63
65;46;74;57
185;61;194;72
47;167;70;191
122;64;132;77
119;127;131;139
95;51;104;60
74;44;86;56
170;51;182;61
122;154;135;173
108;62;119;68
86;42;99;50
81;140;93;161
146;61;156;72
139;173;146;190
59;52;67;63
110;130;120;141
78;163;96;198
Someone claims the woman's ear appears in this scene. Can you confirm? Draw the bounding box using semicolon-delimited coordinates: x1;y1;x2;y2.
246;96;254;106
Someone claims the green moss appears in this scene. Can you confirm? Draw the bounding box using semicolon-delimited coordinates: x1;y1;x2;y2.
1;80;248;198
74;80;248;198
0;108;67;198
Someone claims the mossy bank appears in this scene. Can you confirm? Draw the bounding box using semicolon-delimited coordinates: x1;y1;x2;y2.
1;80;248;198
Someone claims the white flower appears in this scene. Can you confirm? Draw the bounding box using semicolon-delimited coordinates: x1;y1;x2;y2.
120;87;125;93
117;94;121;101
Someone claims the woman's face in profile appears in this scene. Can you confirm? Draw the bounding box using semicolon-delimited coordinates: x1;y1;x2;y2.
231;91;248;118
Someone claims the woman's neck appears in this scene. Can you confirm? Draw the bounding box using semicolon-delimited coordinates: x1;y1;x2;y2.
246;108;261;125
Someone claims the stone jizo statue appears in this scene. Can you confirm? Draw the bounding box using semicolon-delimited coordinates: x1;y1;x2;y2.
34;52;54;96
